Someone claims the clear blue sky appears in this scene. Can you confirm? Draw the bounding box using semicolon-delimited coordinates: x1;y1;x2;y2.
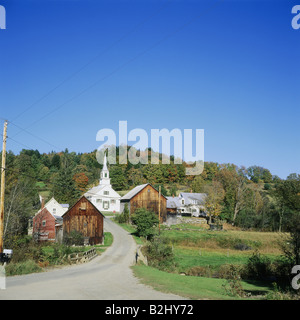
0;0;299;179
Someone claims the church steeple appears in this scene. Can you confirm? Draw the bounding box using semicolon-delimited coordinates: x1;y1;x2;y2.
100;153;111;186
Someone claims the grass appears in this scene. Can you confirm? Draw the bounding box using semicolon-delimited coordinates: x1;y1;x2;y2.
132;264;271;300
173;247;279;273
102;211;118;216
161;227;282;254
6;260;43;276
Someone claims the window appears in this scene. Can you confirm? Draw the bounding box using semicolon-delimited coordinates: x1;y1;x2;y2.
104;191;109;195
42;220;46;227
111;199;115;204
182;199;184;205
80;202;87;210
53;208;56;215
105;173;107;178
96;199;102;203
103;201;109;209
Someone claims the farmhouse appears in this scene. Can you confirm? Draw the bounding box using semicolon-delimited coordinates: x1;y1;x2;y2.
167;192;207;217
85;153;121;213
38;197;69;217
32;207;63;242
120;183;167;222
31;197;69;241
62;196;104;245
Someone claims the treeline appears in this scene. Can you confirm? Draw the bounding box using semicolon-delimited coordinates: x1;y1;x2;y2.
1;147;300;240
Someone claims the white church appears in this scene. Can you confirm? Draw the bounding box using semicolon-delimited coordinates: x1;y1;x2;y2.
85;154;121;213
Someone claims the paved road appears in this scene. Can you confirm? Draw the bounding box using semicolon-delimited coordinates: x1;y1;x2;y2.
0;218;186;300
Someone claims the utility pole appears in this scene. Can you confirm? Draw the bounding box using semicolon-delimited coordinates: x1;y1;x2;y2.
0;120;8;254
158;185;161;235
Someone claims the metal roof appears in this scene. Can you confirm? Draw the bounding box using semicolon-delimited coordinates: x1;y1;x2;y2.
121;184;149;201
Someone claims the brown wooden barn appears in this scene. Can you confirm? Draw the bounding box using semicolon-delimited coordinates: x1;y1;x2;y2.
62;196;104;245
120;183;167;222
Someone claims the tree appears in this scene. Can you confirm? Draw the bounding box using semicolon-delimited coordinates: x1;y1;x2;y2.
154;184;168;197
232;176;248;225
191;175;205;193
273;179;300;232
282;213;300;266
52;167;81;205
204;181;225;224
73;172;89;192
131;208;159;239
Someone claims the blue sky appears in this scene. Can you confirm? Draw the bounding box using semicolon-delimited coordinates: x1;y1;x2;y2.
0;0;299;179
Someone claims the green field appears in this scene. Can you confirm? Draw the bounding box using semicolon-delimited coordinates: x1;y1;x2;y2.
132;265;271;300
117;219;284;299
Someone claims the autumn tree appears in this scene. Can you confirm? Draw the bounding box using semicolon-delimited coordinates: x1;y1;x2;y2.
204;181;225;224
73;172;89;192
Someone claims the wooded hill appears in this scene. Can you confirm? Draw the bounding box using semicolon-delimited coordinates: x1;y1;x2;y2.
2;147;300;240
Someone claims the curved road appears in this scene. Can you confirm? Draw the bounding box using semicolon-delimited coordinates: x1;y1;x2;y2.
0;218;186;300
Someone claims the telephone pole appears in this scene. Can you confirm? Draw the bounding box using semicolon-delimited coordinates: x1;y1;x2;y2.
158;185;161;235
0;120;8;254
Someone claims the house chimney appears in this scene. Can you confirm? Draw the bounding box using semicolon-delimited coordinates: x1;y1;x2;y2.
41;197;45;210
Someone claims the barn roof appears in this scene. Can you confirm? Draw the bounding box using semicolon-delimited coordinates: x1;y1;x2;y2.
166;196;182;209
61;195;105;218
121;183;168;201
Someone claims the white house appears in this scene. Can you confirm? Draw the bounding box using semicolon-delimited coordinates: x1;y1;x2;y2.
85;153;121;213
166;192;207;217
37;197;69;217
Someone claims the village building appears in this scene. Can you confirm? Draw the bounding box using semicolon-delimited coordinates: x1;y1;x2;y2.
166;192;207;217
62;196;104;245
85;153;121;213
31;197;69;241
32;207;63;242
120;183;167;222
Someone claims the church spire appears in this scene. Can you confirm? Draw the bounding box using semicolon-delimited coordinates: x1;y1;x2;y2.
103;152;108;171
100;152;111;186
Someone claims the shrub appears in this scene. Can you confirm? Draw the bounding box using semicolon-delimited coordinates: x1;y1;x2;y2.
187;266;212;277
63;230;84;246
131;208;159;239
222;265;245;298
5;260;42;276
115;204;130;223
242;251;273;281
145;236;175;271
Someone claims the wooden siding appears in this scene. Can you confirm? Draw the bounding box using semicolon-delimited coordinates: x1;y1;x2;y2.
129;184;167;222
63;196;104;245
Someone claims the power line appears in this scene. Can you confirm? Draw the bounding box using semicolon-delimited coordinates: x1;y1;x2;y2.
1;133;34;150
8;121;62;151
11;0;175;123
10;0;223;140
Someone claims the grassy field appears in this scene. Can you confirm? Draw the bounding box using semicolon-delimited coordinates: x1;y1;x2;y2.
132;265;272;300
162;225;282;254
116;218;284;299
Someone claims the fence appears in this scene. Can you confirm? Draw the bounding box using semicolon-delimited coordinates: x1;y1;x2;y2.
68;248;97;264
